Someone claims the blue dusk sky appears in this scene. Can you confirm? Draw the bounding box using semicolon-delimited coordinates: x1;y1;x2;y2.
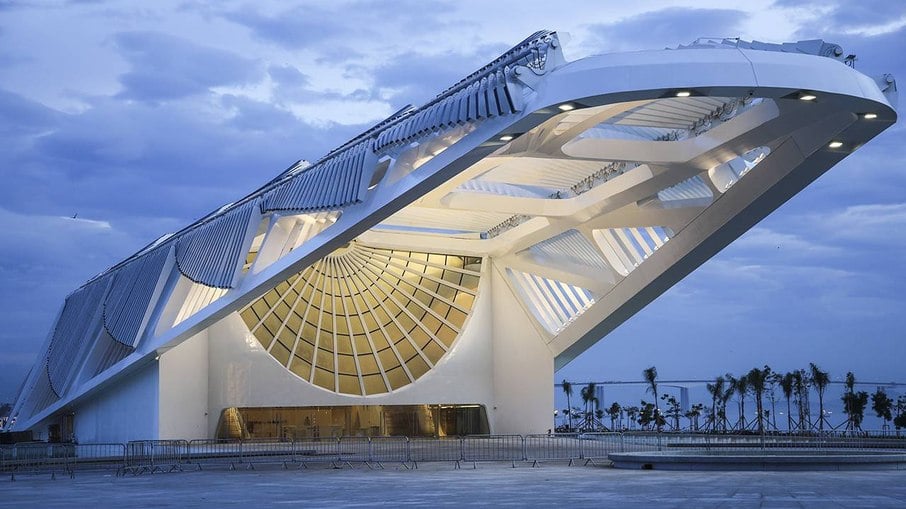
0;1;904;403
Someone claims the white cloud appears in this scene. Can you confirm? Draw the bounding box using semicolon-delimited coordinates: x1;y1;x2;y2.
732;227;841;257
815;203;906;244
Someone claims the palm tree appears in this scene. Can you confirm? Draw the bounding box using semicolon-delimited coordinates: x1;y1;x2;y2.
766;370;780;431
792;370;810;432
685;403;704;431
747;366;770;434
809;363;830;432
607;402;622;431
579;383;597;430
841;371;869;433
735;374;749;431
706;376;725;432
720;377;735;432
661;394;682;431
871;388;893;432
779;372;795;433
643;366;660;431
561;380;573;431
624;405;639;430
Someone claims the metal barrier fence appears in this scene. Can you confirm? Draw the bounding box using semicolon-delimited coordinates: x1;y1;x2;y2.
186;439;242;469
367;436;409;466
124;440;187;474
3;432;904;478
0;442;126;479
293;437;340;465
463;435;524;465
409;436;462;464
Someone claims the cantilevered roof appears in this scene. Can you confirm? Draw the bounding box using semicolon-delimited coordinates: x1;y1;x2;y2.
7;30;897;431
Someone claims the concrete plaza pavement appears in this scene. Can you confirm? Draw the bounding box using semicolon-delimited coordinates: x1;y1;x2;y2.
1;462;905;508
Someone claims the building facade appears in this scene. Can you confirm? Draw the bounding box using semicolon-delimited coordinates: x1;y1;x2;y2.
6;32;897;443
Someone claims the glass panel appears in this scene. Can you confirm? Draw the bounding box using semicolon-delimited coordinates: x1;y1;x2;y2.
296;340;314;360
251;300;270;321
447;308;467;327
336;336;353;355
338;375;361;395
313;368;334;390
378;349;401;370
406;355;430;379
370;332;390;351
238;245;482;395
262;289;281;308
337;354;356;375
315;349;334;371
353;335;371;354
423;341;445;364
410;326;432;349
396;339;417;361
385;366;410;390
363;375;387;395
358;354;379;374
289;358;311;379
272;342;291;366
253;327;272;348
437;325;457;347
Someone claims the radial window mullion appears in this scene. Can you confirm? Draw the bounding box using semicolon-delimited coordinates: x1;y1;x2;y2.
352;254;456;347
266;266;314;357
285;266;321;369
334;255;374;395
358;245;480;277
328;258;341;393
310;259;332;383
349;250;469;323
354;263;436;369
359;251;478;297
345;261;416;385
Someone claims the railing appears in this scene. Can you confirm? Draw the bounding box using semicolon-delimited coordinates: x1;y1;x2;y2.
124;440;187;474
2;432;904;479
0;442;126;479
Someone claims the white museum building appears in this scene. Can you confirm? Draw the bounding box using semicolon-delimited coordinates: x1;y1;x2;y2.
5;31;897;443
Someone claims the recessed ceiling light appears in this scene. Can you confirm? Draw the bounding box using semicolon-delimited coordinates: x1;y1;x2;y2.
863;112;878;119
675;90;691;97
557;103;576;111
828;140;844;149
499;135;514;141
799;93;817;101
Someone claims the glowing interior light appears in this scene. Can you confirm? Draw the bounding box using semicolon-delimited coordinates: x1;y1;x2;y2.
863;113;878;119
499;135;514;141
799;93;817;101
675;90;691;97
557;103;575;111
828;140;844;149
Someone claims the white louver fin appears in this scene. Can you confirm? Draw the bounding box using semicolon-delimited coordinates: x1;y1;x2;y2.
506;268;596;334
593;226;672;276
175;200;258;289
103;245;170;347
46;277;110;397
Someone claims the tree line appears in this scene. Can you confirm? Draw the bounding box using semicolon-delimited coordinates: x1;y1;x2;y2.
559;364;906;434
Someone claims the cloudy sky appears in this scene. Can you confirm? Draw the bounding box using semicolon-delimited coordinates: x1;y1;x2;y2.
1;0;904;405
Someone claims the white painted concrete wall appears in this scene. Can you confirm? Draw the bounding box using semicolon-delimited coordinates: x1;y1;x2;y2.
205;261;496;436
158;330;209;439
488;260;555;434
72;361;158;443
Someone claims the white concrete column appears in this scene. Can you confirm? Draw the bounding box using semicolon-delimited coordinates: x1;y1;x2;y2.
488;259;555;434
158;330;209;439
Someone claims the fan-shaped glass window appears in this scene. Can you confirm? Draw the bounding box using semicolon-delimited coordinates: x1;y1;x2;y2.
240;243;481;395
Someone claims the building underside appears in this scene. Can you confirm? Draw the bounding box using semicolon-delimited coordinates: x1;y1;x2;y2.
5;32;897;442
